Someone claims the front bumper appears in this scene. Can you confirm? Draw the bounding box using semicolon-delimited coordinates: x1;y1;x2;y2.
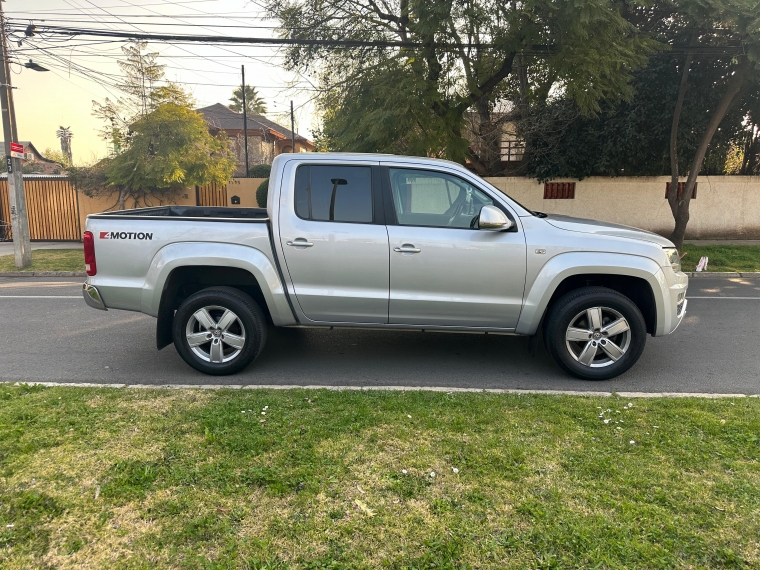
83;282;107;311
658;269;688;336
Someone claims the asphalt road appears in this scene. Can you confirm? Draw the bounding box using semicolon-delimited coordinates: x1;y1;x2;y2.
0;276;758;393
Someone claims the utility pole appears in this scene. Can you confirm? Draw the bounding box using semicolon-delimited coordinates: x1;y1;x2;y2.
0;3;31;267
241;65;249;177
290;100;296;153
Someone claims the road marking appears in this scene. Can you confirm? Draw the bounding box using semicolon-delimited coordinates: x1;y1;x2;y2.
688;296;760;300
0;380;756;398
0;295;80;299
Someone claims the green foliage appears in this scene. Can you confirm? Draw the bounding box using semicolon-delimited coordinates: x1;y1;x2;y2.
520;0;760;181
521;55;749;180
269;0;659;173
248;163;271;178
42;148;70;167
92;40;191;151
105;103;235;202
256;178;269;208
68;159;109;199
20;162;44;174
229;85;267;115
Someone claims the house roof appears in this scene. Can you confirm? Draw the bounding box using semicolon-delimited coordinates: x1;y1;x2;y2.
197;103;311;144
0;141;58;163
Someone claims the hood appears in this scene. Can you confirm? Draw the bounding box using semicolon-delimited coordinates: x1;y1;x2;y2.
544;214;674;247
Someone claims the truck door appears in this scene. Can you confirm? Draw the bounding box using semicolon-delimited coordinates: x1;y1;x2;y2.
278;162;389;324
384;167;527;328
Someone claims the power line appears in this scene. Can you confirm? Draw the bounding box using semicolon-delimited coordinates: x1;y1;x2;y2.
8;23;746;55
11;23;497;49
9;18;285;29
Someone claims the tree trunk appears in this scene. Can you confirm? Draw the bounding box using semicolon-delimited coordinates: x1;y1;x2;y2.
475;97;502;175
667;40;695;220
118;187;126;211
669;60;750;251
740;126;758;175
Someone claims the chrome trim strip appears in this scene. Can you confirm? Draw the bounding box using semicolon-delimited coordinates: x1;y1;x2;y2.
83;282;108;311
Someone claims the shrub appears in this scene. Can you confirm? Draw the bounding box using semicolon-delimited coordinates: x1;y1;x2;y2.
256;178;269;208
248;164;271;178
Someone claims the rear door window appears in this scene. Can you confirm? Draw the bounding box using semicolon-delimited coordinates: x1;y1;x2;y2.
295;165;373;223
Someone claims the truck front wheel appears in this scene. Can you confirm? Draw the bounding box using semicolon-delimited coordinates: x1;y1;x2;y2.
172;287;267;376
543;287;647;380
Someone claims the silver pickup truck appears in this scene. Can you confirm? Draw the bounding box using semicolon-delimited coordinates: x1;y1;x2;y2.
82;153;688;380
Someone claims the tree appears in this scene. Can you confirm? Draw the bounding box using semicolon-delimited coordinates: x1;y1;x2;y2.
92;40;178;153
56;126;73;165
229;85;267;115
104;103;236;209
43;148;69;166
267;0;659;174
662;0;760;250
520;53;747;181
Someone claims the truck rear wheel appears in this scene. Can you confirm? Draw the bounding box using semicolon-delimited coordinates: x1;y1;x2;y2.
543;287;647;380
172;287;267;376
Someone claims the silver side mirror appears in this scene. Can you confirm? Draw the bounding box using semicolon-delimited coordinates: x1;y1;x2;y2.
478;205;514;231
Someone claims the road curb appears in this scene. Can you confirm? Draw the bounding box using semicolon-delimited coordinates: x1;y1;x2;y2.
0;271;86;277
685;271;760;277
1;380;756;398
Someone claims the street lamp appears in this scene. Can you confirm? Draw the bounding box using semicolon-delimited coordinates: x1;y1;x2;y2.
23;59;49;72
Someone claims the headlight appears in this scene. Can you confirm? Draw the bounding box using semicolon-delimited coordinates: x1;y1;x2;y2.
663;247;681;272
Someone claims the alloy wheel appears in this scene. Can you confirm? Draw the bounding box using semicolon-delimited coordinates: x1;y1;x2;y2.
185;305;247;363
565;306;631;368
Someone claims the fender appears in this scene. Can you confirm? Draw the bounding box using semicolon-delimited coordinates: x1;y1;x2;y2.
140;242;297;326
515;252;668;336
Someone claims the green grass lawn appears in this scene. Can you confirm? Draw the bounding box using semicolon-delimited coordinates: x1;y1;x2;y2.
0;249;84;272
680;244;760;272
0;386;758;569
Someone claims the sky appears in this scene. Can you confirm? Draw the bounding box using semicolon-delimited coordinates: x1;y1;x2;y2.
4;0;317;165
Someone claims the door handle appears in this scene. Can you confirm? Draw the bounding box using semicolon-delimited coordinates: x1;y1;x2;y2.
394;245;421;254
287;239;314;248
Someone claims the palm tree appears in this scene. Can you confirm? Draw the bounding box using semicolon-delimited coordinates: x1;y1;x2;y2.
229;85;267;116
56;126;73;165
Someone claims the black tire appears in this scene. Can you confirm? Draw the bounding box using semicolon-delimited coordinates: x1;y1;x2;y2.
172;286;267;376
543;287;647;380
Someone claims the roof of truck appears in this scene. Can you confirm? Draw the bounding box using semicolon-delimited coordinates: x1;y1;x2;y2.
275;152;464;168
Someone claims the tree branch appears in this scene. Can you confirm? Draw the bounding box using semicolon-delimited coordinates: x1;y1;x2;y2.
455;52;517;115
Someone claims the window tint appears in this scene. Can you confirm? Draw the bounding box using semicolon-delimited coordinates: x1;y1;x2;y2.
294;165;373;223
389;168;494;228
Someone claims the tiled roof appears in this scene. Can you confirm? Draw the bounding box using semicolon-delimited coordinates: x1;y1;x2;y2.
197;103;310;142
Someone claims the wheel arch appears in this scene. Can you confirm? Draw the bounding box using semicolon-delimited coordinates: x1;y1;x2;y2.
516;252;666;336
142;242;297;349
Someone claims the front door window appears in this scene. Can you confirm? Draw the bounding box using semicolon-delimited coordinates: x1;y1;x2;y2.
389;168;495;229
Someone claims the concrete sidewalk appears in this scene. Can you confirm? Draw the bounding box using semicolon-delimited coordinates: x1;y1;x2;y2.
0;241;82;257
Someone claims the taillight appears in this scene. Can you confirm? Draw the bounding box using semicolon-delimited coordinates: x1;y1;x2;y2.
83;231;97;276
